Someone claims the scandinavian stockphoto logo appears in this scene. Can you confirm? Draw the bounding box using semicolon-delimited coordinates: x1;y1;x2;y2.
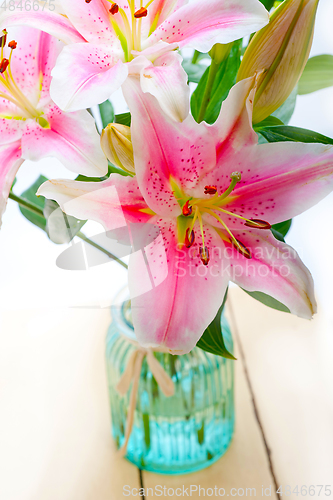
52;183;294;295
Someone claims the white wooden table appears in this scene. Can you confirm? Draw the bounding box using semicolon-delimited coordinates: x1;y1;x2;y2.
1;287;332;500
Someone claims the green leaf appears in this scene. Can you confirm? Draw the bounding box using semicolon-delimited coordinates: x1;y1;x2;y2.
271;219;292;242
44;199;86;245
191;50;209;64
19;175;48;231
272;85;298;124
259;0;276;10
205;40;242;124
272;219;292;237
115;112;131;127
258;125;333;145
99;100;114;129
254;115;284;130
243;290;290;313
298;55;333;95
107;162;131;177
196;290;236;360
182;59;207;83
76;160;130;181
191;40;242;124
75;174;108;182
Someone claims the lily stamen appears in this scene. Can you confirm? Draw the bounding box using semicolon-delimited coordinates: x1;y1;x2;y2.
200;246;210;266
134;7;148;18
244;218;271;229
212;206;271;229
0;39;45;121
144;0;155;8
197;211;210;265
0;58;9;74
182;200;192;216
203;207;252;259
231;238;252;259
204;185;218;195
185;228;195;248
109;3;119;14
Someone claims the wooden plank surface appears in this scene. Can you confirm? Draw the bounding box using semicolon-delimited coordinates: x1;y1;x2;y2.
0;307;140;500
228;287;333;498
0;286;331;499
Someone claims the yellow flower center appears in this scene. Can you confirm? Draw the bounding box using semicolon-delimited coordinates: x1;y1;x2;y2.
103;0;159;61
0;31;49;127
177;172;272;265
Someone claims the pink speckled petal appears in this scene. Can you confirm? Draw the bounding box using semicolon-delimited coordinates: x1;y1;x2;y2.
0;27;62;108
219;141;333;225
129;217;229;354
0;118;25;145
50;43;128;111
226;230;317;319
37;175;151;230
188;76;258;199
0;141;24;226
138;51;190;122
21;105;108;177
146;0;268;51
122;77;216;216
62;0;120;45
208;77;258;163
193;76;333;232
146;0;188;33
0;3;84;44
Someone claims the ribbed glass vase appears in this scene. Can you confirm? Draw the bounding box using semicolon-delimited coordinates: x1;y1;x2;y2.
105;288;235;474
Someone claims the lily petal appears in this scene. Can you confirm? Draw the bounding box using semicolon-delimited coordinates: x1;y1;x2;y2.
62;0;119;45
21;105;108;177
0;2;84;44
147;0;188;33
129;217;229;353
4;27;63;108
146;0;269;51
221;141;333;226
50;43;128;111
200;76;333;227
129;51;190;122
0;141;24;226
37;175;151;229
209;76;258;160
0;118;25;145
226;229;317;319
123;77;216;216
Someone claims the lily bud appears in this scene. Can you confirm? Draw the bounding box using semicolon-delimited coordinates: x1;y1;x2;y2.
209;42;233;65
237;0;319;124
101;123;135;174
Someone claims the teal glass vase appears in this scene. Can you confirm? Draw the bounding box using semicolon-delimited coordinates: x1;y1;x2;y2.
105;288;235;474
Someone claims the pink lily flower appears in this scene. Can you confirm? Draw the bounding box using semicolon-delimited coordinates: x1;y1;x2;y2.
37;76;333;354
0;0;269;120
0;26;108;225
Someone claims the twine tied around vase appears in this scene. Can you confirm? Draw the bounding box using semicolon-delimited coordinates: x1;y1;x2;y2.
115;342;175;457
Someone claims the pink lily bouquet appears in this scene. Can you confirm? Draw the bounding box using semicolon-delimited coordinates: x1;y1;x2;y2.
1;0;333;357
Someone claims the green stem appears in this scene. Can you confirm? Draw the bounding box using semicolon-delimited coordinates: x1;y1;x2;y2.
9;192;128;270
9;192;44;217
192;50;200;64
197;60;219;123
